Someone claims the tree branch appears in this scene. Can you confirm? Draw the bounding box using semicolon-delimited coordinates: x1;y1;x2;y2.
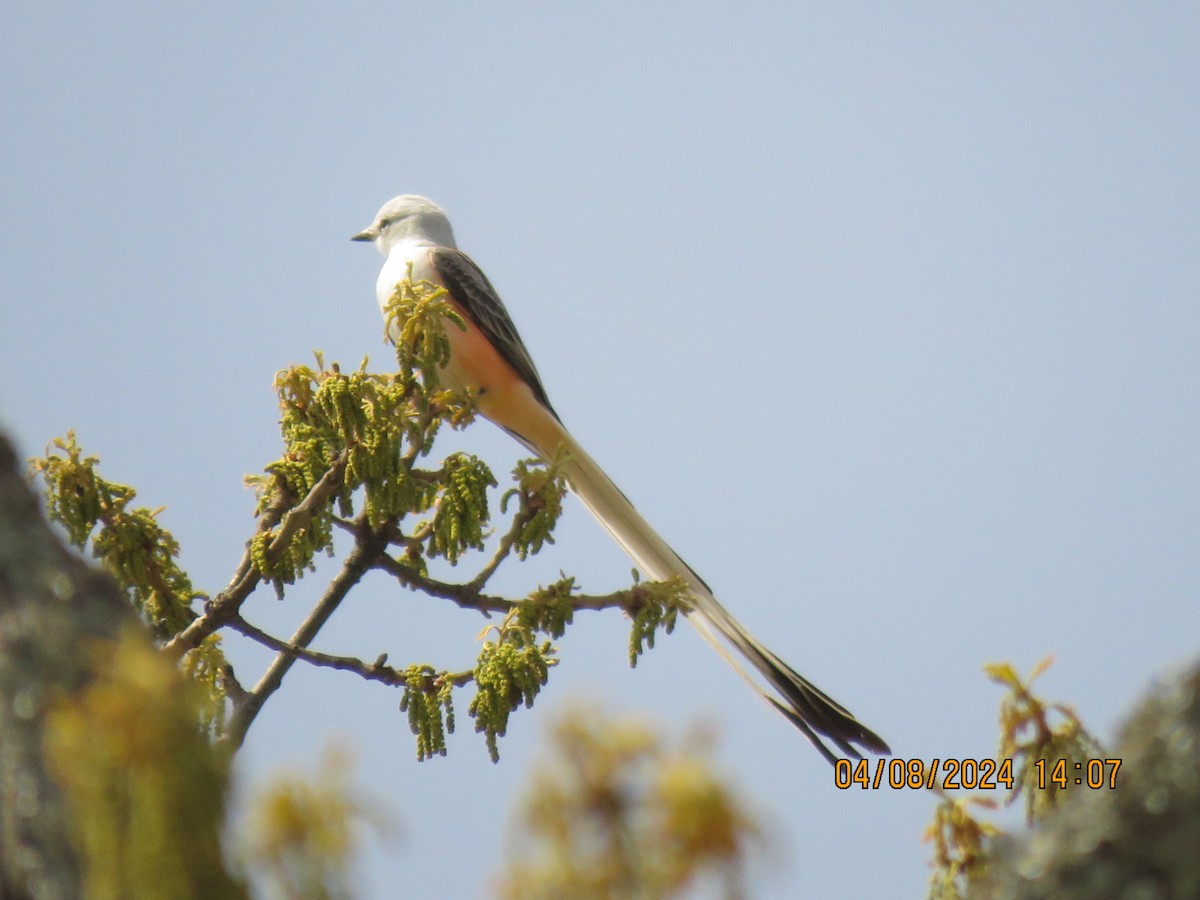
163;452;349;660
373;551;653;617
222;516;389;750
229;616;406;688
467;501;535;591
0;432;138;898
374;553;514;614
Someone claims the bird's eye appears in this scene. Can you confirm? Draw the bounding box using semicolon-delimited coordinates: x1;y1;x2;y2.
378;217;391;231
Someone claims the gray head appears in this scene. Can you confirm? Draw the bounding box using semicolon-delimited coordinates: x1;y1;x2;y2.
351;194;458;253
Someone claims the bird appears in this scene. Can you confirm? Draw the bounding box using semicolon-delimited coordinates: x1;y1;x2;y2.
353;194;889;764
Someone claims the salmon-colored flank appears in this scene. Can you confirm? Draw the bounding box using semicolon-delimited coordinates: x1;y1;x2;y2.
440;294;568;457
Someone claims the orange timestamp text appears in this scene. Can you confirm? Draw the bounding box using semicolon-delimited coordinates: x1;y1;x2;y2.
833;757;1122;791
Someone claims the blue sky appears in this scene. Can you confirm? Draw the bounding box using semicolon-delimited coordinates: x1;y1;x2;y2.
4;4;1198;897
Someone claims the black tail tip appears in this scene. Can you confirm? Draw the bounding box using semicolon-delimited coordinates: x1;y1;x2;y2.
770;698;890;766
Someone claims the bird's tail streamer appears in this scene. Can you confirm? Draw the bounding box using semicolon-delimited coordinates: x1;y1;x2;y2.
537;422;890;765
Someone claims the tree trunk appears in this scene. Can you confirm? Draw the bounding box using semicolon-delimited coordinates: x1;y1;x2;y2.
0;431;135;900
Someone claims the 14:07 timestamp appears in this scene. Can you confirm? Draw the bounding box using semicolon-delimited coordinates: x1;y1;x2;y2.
1035;757;1121;789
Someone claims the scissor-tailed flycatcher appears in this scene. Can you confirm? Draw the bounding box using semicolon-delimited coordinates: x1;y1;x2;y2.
353;195;889;764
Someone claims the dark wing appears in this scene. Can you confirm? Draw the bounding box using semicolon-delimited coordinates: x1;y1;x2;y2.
431;247;559;419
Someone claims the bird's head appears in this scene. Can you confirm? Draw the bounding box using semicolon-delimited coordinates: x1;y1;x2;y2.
351;194;457;253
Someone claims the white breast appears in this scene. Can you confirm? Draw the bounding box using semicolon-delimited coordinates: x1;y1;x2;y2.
375;238;440;315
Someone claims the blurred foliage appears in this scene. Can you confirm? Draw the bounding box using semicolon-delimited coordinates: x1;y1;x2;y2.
925;658;1105;899
182;633;232;735
44;629;246;900
926;795;1002;900
242;746;390;900
987;658;1104;825
498;706;762;900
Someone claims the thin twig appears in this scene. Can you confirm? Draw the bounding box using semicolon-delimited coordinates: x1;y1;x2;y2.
571;590;647;613
441;669;476;689
399;404;437;467
226;472;296;587
374;553;513;614
374;551;641;616
467;503;533;591
230;616;406;687
263;452;350;559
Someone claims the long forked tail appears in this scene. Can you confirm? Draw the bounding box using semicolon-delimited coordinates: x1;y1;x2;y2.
541;422;890;765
